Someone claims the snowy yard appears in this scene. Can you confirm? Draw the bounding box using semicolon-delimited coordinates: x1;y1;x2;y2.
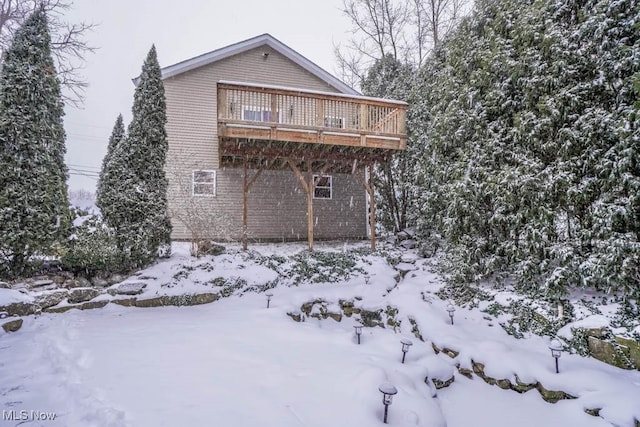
1;243;639;427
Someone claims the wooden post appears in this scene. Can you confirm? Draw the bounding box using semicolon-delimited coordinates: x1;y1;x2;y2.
368;164;376;251
353;162;376;251
307;160;314;252
241;157;264;251
242;156;248;251
286;158;314;252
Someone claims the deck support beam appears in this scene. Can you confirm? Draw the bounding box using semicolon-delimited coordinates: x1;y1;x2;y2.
242;155;264;251
354;162;377;251
286;158;315;252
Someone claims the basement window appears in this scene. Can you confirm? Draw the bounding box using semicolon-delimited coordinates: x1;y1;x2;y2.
192;170;216;196
313;175;332;199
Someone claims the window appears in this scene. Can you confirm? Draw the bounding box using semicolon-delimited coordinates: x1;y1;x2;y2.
313;175;332;199
192;170;216;196
323;116;344;129
242;106;279;123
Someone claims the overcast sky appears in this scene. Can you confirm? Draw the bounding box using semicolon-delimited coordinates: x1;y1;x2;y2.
63;0;352;191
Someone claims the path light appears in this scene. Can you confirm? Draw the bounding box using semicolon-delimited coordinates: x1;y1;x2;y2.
400;338;413;363
446;303;455;325
266;293;273;309
353;324;363;344
378;383;398;424
549;339;563;373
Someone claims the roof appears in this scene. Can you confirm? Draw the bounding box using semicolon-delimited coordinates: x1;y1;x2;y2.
158;34;358;95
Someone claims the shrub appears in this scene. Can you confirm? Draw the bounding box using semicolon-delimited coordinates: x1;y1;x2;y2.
61;212;126;277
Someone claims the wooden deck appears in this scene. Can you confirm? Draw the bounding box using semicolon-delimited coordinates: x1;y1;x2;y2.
217;81;407;150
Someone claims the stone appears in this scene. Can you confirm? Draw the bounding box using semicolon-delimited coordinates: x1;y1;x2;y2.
79;300;109;310
68;288;101;304
34;291;69;309
107;274;126;285
511;376;537;393
614;336;640;370
457;367;474;379
0;302;38;317
359;308;383;328
400;239;417;249
0;281;9;289
442;348;459;358
109;282;146;296
584;408;601;417
44;305;77;314
111;298;137;307
395;262;416;278
62;277;91;289
287;312;303;322
496;379;512;390
535;382;576;403
1;318;23;333
584;327;608;339
587;336;633;369
301;299;324;316
32;279;54;287
91;277;110;288
432;342;441;354
134;293;219;308
432;376;455;389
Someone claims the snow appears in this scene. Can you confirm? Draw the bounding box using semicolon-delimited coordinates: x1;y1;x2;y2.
1;243;639;427
0;288;33;306
557;315;612;340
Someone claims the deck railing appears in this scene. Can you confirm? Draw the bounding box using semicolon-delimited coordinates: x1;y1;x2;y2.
217;81;407;149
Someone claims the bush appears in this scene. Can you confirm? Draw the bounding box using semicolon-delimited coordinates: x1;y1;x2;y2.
61;212;127;278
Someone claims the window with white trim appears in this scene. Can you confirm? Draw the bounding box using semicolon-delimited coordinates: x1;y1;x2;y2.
192;170;216;196
242;106;279;123
323;116;345;129
313;175;332;199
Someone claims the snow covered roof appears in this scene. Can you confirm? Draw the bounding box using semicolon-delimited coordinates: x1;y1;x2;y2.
158;34;358;95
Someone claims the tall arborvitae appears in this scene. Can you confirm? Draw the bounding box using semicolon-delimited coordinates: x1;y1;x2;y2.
103;46;171;266
361;54;417;233
412;0;640;297
96;114;125;216
0;8;70;277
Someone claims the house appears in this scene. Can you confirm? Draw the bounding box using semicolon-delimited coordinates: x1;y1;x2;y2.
160;34;407;250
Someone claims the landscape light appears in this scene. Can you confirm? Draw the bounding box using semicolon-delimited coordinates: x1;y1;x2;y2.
378;383;398;424
400;338;413;363
549;339;563;373
354;324;363;344
266;293;273;308
446;303;455;325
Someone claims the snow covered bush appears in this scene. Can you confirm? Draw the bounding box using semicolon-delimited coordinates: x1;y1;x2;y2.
61;209;126;278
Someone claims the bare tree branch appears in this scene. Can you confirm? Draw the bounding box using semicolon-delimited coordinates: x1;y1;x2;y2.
0;0;96;107
335;0;468;88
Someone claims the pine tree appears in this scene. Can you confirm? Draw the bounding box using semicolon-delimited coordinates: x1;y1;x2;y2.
96;114;125;216
102;46;171;267
0;8;70;277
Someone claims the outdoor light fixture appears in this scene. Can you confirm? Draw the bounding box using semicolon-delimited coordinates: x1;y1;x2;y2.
266;293;273;309
446;303;456;325
378;383;398;424
400;338;413;363
354;324;363;344
549;339;563;373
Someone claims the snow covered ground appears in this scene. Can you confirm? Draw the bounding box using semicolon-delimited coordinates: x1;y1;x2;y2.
1;243;639;427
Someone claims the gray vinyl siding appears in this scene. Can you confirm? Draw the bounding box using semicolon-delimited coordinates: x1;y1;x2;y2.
164;45;367;241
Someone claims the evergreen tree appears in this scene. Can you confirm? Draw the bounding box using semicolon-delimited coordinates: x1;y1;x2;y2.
411;0;640;297
102;46;171;267
361;55;417;232
0;8;70;277
96;114;125;216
